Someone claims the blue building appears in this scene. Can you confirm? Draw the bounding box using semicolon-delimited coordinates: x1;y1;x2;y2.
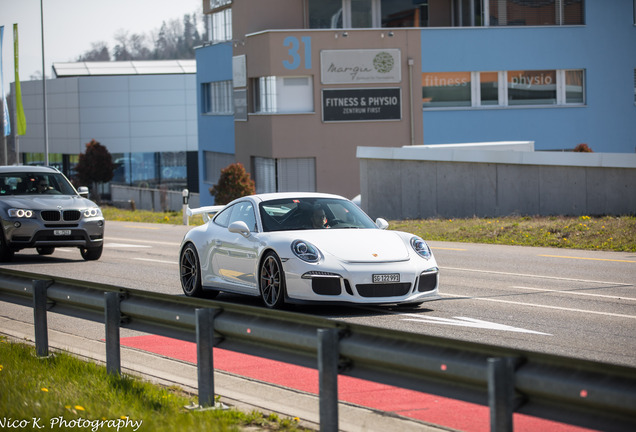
196;0;636;205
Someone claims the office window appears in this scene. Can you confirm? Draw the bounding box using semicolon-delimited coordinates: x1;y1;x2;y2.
253;157;316;193
205;151;235;184
489;0;584;26
381;0;428;27
308;0;343;28
423;69;584;108
479;71;500;106
565;70;584;104
253;76;313;114
422;72;471;108
210;8;232;42
507;70;557;106
202;81;233;114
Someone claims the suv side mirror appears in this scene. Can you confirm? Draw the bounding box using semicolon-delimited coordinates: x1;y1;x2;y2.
77;186;89;197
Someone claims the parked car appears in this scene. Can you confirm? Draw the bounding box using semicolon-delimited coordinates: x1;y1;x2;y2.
179;192;439;308
0;166;105;261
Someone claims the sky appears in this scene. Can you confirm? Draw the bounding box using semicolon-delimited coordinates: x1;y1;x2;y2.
1;0;203;93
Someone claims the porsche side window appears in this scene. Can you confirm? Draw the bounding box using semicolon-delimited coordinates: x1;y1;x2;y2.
213;205;234;228
228;201;258;232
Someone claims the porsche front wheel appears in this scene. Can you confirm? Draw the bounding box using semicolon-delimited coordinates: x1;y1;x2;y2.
259;251;286;309
180;243;204;297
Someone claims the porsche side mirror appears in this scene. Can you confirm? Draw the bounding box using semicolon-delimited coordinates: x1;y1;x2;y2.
77;186;89;198
376;218;389;230
228;220;251;237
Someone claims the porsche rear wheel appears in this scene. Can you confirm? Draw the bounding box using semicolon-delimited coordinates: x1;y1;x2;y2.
259;251;286;309
180;243;203;297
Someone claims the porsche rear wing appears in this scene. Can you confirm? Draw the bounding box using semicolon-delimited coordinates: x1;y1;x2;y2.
186;205;225;222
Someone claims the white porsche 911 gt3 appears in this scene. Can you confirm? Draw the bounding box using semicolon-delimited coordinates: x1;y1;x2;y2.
179;192;439;308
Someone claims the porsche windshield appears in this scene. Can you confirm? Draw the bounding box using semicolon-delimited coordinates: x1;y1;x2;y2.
259;197;377;232
0;172;77;196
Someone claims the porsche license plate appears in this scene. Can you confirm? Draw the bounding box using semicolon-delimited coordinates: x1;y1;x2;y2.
54;229;72;236
373;273;400;283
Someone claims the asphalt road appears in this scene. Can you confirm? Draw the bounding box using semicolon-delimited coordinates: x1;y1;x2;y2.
1;220;635;368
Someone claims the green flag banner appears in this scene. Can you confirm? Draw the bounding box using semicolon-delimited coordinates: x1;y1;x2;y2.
13;23;26;136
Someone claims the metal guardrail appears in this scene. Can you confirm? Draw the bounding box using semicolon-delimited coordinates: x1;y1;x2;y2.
1;267;635;432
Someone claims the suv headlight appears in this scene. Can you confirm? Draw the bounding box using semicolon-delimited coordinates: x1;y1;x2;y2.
291;240;322;263
8;208;34;218
410;236;432;260
83;208;102;218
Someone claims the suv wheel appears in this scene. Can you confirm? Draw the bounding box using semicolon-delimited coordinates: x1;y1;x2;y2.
80;244;103;261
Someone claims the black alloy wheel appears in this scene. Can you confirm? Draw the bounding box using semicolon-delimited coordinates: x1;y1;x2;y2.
259;251;286;309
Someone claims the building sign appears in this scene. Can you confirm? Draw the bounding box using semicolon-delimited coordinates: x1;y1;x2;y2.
233;89;247;121
233;55;246;88
321;49;401;84
322;88;401;122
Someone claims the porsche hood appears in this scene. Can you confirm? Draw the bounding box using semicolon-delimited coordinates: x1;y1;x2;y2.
296;229;411;263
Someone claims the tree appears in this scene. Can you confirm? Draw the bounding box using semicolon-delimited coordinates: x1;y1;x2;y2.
74;140;115;202
209;163;255;205
573;143;593;152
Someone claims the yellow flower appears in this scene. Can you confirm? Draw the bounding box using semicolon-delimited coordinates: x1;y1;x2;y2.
0;365;3;371
75;405;85;411
41;388;49;392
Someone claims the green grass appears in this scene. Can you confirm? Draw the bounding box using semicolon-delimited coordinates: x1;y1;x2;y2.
102;206;636;252
0;337;308;432
391;215;636;252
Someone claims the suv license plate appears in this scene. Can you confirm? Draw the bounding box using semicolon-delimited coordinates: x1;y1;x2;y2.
373;273;400;283
54;229;72;236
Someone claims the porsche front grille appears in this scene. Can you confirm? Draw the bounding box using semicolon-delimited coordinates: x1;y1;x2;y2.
356;282;411;297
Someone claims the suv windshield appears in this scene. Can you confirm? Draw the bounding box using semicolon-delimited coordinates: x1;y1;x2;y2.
0;172;77;196
259;197;377;232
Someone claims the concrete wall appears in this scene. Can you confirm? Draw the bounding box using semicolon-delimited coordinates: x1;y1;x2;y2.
111;185;200;212
358;144;636;220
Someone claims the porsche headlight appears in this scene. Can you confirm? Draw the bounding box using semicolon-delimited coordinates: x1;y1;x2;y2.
291;240;322;263
410;237;432;260
83;207;102;218
8;208;34;218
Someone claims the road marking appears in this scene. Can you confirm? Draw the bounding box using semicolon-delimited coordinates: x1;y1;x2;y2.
134;258;176;265
107;236;179;247
441;293;636;319
401;315;551;335
441;266;632;286
122;225;160;230
105;243;151;248
538;254;636;264
511;286;636;301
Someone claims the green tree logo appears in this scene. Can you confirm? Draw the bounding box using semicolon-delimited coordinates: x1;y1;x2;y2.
373;52;394;74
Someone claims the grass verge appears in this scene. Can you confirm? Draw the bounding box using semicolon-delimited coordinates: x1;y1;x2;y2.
0;336;308;432
102;206;635;252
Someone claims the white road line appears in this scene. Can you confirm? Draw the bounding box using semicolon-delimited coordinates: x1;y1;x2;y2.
441;293;636;319
440;266;632;286
133;258;177;265
510;286;636;301
401;316;551;335
106;237;180;247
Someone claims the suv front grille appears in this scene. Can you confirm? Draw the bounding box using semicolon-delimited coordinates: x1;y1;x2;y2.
41;210;81;222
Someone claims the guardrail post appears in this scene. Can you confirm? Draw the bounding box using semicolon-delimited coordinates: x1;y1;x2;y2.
105;292;122;375
488;357;515;432
318;328;339;432
32;280;52;357
196;307;216;407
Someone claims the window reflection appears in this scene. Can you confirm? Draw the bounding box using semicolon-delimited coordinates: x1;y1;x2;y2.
480;71;499;106
507;70;557;106
422;72;471;107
